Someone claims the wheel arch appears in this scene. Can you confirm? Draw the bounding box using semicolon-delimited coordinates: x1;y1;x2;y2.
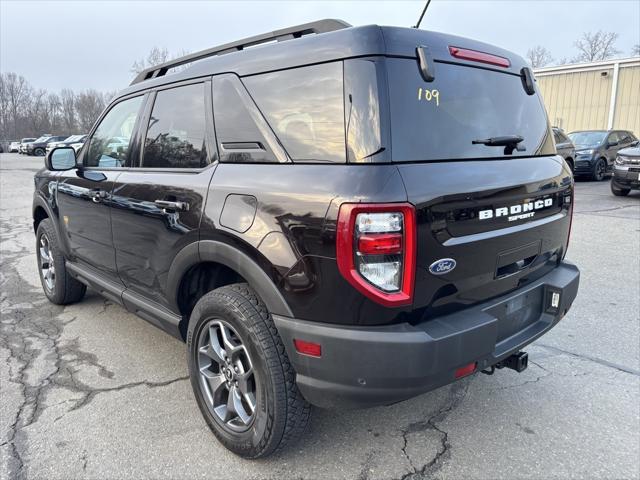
167;240;293;321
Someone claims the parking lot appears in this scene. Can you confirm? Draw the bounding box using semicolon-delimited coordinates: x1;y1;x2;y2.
0;152;638;479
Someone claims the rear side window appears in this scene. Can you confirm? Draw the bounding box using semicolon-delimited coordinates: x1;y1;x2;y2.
387;59;555;161
142;83;208;169
244;62;346;163
213;74;288;163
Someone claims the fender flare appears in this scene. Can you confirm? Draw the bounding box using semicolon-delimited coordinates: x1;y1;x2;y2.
32;194;62;241
166;240;293;318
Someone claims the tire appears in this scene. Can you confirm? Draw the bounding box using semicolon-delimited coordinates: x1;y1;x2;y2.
34;148;45;156
36;219;86;305
611;181;630;196
566;158;574;173
187;283;310;458
592;158;606;181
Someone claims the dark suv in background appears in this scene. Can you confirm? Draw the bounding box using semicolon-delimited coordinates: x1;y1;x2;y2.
568;129;638;181
27;135;68;156
34;20;579;458
553;127;575;172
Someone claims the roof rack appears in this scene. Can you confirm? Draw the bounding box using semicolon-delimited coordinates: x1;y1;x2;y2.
130;19;351;85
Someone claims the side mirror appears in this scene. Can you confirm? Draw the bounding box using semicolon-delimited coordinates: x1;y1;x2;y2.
45;147;77;171
630;140;639;147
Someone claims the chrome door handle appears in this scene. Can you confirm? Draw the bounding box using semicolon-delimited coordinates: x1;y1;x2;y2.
154;199;189;212
91;190;108;203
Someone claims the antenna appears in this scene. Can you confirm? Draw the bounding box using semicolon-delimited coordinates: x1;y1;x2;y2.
412;0;433;29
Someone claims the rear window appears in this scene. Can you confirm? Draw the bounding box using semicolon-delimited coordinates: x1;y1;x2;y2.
387;59;555;161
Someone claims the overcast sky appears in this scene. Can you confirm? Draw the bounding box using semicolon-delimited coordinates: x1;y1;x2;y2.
1;0;639;93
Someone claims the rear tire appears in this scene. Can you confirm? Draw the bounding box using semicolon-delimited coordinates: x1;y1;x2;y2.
592;158;606;181
187;283;310;458
36;219;86;305
34;148;45;156
611;182;630;196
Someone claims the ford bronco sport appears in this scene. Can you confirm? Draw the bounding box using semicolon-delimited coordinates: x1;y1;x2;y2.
34;20;580;458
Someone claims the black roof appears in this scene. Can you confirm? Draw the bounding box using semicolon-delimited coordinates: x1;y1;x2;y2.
118;21;528;99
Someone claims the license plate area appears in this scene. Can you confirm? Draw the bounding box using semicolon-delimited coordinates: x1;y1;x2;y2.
488;287;543;343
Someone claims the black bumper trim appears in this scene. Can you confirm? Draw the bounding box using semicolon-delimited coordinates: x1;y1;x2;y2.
274;261;579;409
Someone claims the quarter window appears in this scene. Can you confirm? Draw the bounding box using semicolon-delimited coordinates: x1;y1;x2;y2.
244;62;346;163
84;96;143;168
142;83;209;169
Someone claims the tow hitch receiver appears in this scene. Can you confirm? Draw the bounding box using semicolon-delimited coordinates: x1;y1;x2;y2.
481;351;529;375
501;351;528;372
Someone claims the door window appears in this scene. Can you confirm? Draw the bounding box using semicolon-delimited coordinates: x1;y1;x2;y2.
142;83;209;169
84;96;144;168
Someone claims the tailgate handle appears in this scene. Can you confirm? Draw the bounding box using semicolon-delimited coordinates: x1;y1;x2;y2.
495;241;541;278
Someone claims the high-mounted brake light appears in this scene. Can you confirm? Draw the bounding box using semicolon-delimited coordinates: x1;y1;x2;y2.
336;203;416;307
449;46;511;68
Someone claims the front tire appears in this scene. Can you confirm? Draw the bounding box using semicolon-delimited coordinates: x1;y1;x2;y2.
611;181;630;196
36;219;86;304
187;283;310;458
592;158;606;181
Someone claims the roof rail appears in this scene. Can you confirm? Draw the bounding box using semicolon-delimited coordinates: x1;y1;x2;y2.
130;19;352;85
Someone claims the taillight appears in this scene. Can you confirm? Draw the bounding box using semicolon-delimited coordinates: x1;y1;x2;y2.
565;188;574;257
449;46;511;68
336;203;416;307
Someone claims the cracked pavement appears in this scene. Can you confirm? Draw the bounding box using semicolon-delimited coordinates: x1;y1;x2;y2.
1;153;639;479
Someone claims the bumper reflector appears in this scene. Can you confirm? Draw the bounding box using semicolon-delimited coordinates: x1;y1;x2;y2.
454;362;477;379
294;339;322;358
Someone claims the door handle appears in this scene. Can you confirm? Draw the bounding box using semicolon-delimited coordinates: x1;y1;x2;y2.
154;199;189;212
91;190;108;203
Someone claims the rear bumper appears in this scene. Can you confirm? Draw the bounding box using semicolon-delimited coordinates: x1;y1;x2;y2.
274;261;579;409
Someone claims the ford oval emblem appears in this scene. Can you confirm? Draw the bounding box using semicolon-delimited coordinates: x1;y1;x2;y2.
429;258;457;275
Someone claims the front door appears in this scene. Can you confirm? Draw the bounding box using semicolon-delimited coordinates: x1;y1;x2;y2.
57;95;146;277
111;81;216;308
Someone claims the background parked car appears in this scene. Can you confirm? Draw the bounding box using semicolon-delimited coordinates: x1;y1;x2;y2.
9;141;21;152
19;138;37;154
568;129;638;181
45;134;87;154
611;144;640;196
553;127;575;172
27;136;68;156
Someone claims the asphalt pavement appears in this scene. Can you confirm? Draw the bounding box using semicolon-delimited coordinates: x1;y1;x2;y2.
1;152;639;479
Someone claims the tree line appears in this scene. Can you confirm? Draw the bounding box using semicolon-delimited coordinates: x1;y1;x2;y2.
0;47;187;142
0;72;117;141
527;30;639;68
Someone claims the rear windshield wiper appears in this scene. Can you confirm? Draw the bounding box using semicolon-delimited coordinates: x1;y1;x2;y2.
472;135;525;155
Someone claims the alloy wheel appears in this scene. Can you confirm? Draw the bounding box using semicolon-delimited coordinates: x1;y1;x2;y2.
39;234;55;292
197;319;257;432
595;160;605;180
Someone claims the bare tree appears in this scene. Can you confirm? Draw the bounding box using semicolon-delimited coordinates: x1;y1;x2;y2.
130;46;192;76
75;90;106;132
2;72;31;138
632;44;640;56
60;89;76;132
573;31;620;62
131;46;170;74
526;45;554;68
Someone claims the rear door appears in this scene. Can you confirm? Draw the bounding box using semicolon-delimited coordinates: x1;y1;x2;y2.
384;55;572;316
111;80;217;309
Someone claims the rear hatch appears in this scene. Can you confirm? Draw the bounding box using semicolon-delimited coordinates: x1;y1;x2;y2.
381;28;573;320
